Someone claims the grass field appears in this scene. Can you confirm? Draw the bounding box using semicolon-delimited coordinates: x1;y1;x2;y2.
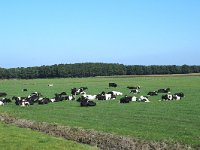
0;76;200;148
0;122;97;150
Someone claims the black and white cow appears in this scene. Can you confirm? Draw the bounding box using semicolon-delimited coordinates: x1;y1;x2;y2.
12;96;26;105
71;87;87;98
0;98;12;104
138;96;150;102
161;94;173;101
147;91;158;96
174;92;184;98
130;89;140;94
54;92;68;101
109;83;117;88
107;91;123;96
172;95;181;100
79;96;96;107
48;84;53;87
27;92;41;105
127;86;140;89
38;97;50;104
120;96;137;103
158;88;170;93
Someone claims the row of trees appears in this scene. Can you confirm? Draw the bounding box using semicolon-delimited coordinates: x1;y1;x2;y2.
0;63;200;79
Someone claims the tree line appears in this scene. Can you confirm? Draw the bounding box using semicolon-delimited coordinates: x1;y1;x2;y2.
0;63;199;79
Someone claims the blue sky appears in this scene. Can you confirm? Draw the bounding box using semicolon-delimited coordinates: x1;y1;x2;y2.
0;0;200;68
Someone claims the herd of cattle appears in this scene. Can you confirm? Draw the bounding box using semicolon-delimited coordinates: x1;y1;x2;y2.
0;82;184;107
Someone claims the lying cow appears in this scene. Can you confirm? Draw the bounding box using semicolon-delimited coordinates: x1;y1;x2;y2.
109;83;117;88
147;91;158;96
161;94;173;101
130;89;140;94
120;96;137;103
158;88;170;93
174;92;184;98
79;96;96;107
138;96;150;102
0;98;12;104
107;91;123;96
127;86;140;89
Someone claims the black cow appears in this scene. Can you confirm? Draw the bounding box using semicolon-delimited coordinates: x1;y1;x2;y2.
80;99;96;107
147;91;158;96
54;92;68;101
0;92;7;97
158;88;170;93
22;89;28;92
109;83;117;88
120;96;133;103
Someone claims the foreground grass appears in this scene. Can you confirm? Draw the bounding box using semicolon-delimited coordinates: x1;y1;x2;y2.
0;122;98;150
0;76;200;148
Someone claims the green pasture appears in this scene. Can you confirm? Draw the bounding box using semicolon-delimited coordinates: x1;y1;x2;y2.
0;76;200;148
0;122;97;150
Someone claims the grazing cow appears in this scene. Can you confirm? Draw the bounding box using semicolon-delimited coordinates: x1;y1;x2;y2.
158;88;170;93
109;83;117;88
0;92;7;97
174;92;184;98
22;89;28;92
138;96;150;102
48;84;53;87
0;101;4;106
147;91;158;96
130;89;140;94
161;94;173;101
127;86;140;89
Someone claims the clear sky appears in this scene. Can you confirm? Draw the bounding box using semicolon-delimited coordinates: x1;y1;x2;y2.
0;0;200;68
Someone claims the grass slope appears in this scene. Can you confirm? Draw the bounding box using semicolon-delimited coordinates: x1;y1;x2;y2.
0;122;98;150
0;76;200;148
